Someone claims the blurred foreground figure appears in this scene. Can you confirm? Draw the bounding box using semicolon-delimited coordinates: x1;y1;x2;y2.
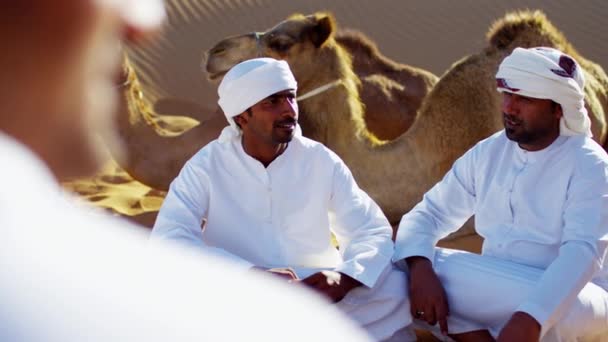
0;1;370;341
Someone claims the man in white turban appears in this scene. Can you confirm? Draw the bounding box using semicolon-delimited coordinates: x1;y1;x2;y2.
152;57;412;341
392;47;608;342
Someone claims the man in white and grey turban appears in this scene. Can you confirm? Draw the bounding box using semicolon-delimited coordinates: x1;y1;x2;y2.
393;47;608;342
496;47;591;141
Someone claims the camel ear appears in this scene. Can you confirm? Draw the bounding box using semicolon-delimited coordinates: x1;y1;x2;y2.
308;13;336;48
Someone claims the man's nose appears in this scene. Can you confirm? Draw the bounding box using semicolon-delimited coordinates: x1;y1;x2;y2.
502;96;517;115
280;97;298;118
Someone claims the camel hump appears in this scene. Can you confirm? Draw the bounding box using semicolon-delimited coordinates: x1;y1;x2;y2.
485;10;576;55
335;29;380;60
336;28;424;76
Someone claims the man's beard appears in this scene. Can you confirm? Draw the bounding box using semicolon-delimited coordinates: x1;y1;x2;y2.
272;117;297;143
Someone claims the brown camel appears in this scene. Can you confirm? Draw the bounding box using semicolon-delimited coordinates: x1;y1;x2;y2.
111;59;227;191
204;10;608;235
205;11;451;228
112;13;436;191
337;30;438;140
205;15;437;144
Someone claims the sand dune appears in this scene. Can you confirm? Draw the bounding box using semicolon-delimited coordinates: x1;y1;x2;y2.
63;160;165;227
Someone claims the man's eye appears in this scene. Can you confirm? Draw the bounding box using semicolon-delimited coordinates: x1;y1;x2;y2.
262;98;278;105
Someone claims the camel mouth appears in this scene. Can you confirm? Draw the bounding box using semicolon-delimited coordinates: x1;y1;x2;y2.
207;70;228;82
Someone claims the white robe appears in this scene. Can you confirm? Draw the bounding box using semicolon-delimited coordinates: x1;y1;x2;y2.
152;133;410;341
394;131;608;341
0;132;372;342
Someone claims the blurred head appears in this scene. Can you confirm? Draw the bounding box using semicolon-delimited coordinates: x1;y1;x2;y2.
496;47;590;151
0;0;164;180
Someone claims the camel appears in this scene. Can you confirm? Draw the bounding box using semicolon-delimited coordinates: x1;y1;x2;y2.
205;20;437;143
112;60;228;191
336;30;437;140
204;10;608;234
112;14;437;191
204;11;463;228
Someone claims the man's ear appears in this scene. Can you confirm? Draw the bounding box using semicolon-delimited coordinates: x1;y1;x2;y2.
307;12;336;48
234;113;247;128
553;101;564;119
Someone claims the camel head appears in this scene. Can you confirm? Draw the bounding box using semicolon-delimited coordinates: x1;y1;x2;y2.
204;12;342;90
486;10;579;57
204;12;367;145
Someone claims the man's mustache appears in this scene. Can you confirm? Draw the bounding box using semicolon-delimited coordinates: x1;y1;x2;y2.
275;118;297;126
503;113;522;124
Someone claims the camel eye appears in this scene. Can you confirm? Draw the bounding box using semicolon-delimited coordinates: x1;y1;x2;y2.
269;38;293;52
210;47;225;56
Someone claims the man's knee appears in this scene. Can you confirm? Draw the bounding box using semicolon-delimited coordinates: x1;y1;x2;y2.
336;266;412;341
340;266;408;306
546;284;608;341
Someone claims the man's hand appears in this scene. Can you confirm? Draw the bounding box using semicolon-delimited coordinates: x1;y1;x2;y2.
406;256;450;336
300;271;362;303
496;311;541;342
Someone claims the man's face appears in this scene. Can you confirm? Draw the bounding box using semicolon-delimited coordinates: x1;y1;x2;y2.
238;89;299;145
501;92;562;151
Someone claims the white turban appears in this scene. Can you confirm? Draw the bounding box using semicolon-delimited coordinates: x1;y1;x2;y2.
496;47;591;137
217;58;298;142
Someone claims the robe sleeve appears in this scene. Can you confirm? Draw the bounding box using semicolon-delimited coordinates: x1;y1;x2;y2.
329;160;394;288
393;147;478;267
150;160;254;270
516;158;608;337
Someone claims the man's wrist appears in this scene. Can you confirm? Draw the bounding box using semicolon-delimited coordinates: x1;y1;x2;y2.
405;256;431;269
512;311;541;330
339;273;363;290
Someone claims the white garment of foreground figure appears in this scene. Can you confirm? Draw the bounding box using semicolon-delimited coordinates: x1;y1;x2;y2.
417;248;608;342
395;131;608;340
0;132;371;342
152;131;410;340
